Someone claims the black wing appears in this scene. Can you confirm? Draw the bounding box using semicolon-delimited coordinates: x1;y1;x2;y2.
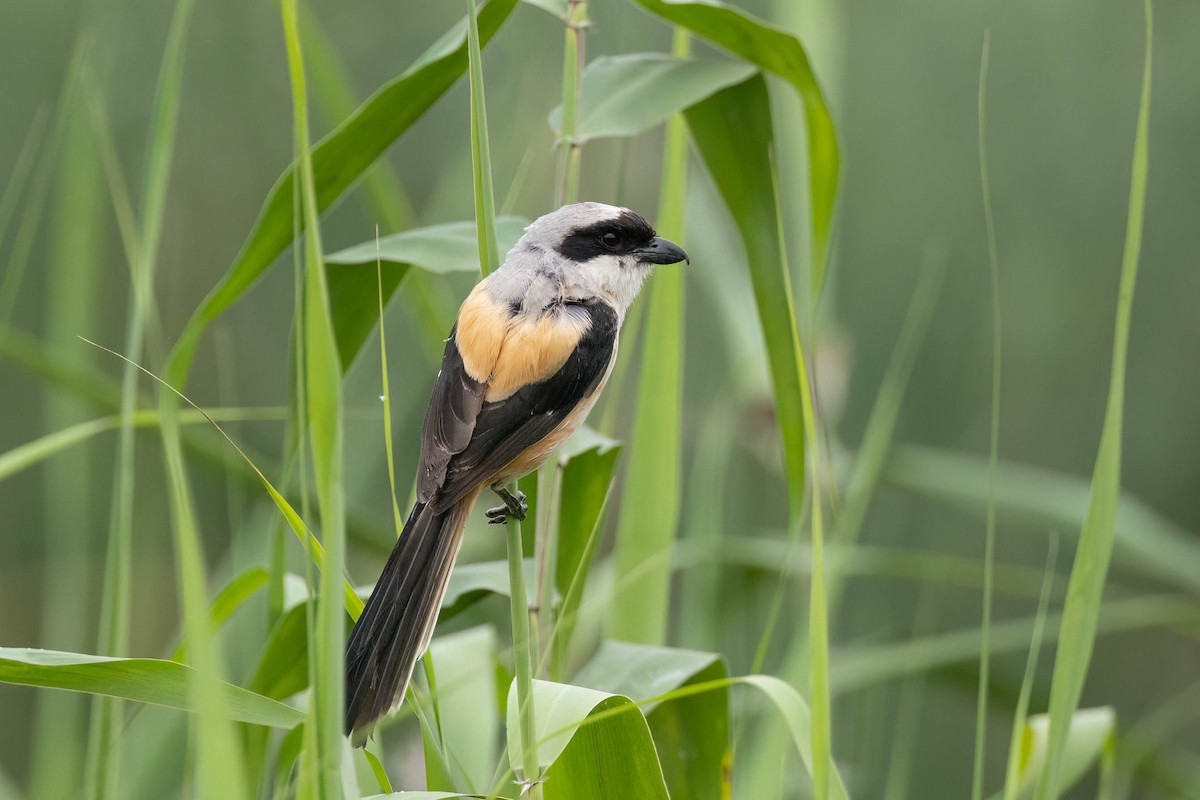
416;324;487;504
427;297;618;513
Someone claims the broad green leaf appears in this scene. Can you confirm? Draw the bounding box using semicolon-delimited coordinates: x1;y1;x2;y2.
1015;708;1116;799
685;75;807;516
633;0;839;294
505;679;670;799
0;648;303;729
428;626;499;792
1035;6;1151;796
248;601;311;701
163;0;519;388
547;54;754;141
324;217;527;367
325;217;528;272
442;558;546;618
574;642;730;800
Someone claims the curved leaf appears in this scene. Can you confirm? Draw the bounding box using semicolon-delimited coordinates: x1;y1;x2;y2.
547;54;754;141
633;0;839;293
739;675;850;800
505;679;670;799
325;217;528;272
685;75;807;514
574;642;729;800
163;0;519;387
0;647;303;729
1015;708;1116;799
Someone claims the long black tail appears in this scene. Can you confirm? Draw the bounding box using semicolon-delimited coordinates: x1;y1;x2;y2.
344;495;472;745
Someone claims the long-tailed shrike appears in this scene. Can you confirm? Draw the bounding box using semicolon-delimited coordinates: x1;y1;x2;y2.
344;202;688;744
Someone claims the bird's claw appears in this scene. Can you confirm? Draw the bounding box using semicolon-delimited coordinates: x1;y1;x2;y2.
486;486;528;524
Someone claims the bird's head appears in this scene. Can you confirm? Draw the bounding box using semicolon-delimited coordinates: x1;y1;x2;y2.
511;202;688;313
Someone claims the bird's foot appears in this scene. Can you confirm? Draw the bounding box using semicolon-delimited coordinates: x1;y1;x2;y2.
485;485;527;524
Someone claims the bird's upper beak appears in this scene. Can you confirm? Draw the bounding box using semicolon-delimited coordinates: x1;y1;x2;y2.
634;236;689;265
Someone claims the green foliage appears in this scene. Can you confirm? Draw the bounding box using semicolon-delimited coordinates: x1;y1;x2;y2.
1035;3;1154;797
0;648;302;728
0;0;1185;798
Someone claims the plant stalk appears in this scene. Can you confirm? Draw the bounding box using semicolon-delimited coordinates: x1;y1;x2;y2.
555;0;587;206
505;484;541;797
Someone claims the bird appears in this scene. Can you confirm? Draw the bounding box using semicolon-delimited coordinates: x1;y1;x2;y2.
344;202;689;745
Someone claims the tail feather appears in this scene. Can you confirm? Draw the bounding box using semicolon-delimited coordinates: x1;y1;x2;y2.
345;494;473;745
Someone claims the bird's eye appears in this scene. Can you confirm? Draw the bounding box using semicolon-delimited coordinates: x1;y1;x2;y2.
599;232;620;250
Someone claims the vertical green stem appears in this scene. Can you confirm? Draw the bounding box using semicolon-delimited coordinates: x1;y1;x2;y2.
468;0;500;277
555;0;587;206
506;494;540;795
87;3;194;795
607;28;689;645
34;93;101;800
466;0;537;793
283;0;345;796
972;29;1003;800
535;465;562;674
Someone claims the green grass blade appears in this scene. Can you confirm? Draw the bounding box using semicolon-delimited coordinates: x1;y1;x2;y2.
831;247;945;572
972;30;1003;800
0;40;88;333
608;29;689;645
1034;4;1152;797
0;648;303;729
376;228;405;537
29;79;105;800
0;408;285;483
0;104;50;255
83;339;363;618
468;0;500;277
162;0;518;389
281;1;347;794
1002;538;1059;800
298;1;414;232
464;0;537;792
833;594;1196;696
84;3;195;795
881;445;1200;596
158;405;249;798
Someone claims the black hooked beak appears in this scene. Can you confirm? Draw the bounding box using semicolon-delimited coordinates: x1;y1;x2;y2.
634;236;689;265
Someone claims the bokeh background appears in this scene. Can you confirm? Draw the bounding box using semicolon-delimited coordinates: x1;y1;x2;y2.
1;0;1198;797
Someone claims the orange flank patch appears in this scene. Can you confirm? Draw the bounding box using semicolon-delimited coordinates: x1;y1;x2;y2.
486;308;590;401
455;285;509;382
454;285;594;402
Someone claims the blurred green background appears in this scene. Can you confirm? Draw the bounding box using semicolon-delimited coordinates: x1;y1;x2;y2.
1;0;1197;797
